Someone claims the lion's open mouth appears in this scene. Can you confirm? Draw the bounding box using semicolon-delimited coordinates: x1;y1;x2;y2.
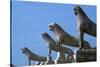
48;25;53;30
21;48;24;53
41;32;47;38
74;11;77;15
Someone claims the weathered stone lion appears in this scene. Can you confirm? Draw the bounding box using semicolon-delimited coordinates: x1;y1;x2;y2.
74;6;96;49
41;32;74;63
21;47;54;65
48;23;91;50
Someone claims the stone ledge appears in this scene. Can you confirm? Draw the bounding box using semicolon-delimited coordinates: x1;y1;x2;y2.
76;48;96;62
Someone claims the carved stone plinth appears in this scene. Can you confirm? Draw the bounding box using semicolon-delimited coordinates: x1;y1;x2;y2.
76;48;96;62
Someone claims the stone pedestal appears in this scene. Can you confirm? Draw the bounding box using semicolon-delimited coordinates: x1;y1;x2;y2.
76;48;96;62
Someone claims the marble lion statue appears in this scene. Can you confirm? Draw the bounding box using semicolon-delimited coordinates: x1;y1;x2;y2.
41;32;75;63
74;6;96;49
48;23;91;50
21;47;54;65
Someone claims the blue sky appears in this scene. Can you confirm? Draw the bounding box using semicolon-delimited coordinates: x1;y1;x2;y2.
11;0;96;66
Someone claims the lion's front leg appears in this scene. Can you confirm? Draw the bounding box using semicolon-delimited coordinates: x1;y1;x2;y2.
48;48;52;60
28;59;31;66
78;30;84;49
56;41;62;52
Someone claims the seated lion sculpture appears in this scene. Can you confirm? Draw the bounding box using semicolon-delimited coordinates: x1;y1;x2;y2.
74;6;96;49
48;23;91;50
